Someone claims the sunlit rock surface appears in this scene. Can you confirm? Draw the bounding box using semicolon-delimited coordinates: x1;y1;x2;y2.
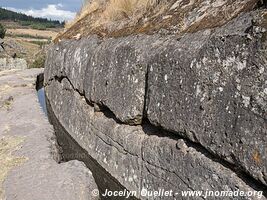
45;2;267;199
0;69;98;200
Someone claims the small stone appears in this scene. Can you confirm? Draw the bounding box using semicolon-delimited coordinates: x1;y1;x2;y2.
93;103;101;112
176;139;186;150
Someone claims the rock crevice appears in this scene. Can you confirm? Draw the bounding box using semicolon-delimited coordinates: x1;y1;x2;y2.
45;75;267;198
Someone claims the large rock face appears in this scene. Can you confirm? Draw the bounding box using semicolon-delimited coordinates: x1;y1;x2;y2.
44;7;267;200
46;78;266;199
45;36;157;124
146;12;267;185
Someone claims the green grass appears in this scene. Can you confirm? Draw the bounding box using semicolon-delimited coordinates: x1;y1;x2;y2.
19;21;59;30
6;33;51;40
29;53;46;69
28;40;51;47
0;23;6;39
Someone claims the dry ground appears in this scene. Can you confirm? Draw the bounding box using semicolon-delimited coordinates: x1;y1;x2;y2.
7;28;58;40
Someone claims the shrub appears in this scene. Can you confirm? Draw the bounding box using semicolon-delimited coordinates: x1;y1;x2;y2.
66;0;165;29
29;40;50;47
19;21;32;26
0;23;6;39
30;23;47;30
29;53;46;69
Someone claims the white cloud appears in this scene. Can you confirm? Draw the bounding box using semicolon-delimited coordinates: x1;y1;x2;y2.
5;4;76;22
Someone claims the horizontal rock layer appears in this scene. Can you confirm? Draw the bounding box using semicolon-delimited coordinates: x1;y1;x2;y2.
45;10;267;188
45;77;266;199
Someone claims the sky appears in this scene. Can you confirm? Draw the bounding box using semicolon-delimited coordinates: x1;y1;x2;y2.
0;0;83;21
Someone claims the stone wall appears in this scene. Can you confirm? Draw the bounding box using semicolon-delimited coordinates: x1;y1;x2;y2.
0;58;27;71
44;8;267;200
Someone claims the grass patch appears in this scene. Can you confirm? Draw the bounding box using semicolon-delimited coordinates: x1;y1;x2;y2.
29;53;46;69
29;40;51;47
62;0;171;38
69;0;162;26
19;21;62;30
0;135;27;199
6;33;51;40
2;96;14;110
0;23;6;39
59;0;258;40
104;0;159;20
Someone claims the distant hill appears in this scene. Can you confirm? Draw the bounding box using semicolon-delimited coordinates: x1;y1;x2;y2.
0;7;64;29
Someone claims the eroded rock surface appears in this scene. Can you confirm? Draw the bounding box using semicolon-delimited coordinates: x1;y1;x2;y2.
0;58;27;71
0;69;99;200
45;35;161;124
146;11;267;185
45;9;267;189
45;76;266;199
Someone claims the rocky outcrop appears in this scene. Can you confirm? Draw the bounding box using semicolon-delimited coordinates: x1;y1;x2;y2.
0;58;27;71
145;11;267;186
45;5;267;200
0;69;99;200
45;77;266;199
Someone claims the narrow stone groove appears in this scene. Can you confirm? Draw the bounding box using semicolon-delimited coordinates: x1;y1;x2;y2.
48;74;267;196
143;164;178;188
142;156;195;191
46;75;136;125
143;122;267;195
45;96;139;200
142;64;150;119
91;123;139;157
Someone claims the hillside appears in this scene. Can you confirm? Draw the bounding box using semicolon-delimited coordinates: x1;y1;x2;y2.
0;7;64;29
0;7;63;69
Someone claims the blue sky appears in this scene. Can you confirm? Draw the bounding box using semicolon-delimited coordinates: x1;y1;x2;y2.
0;0;83;21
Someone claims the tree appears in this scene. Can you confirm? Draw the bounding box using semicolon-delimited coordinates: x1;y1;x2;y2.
0;23;6;39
